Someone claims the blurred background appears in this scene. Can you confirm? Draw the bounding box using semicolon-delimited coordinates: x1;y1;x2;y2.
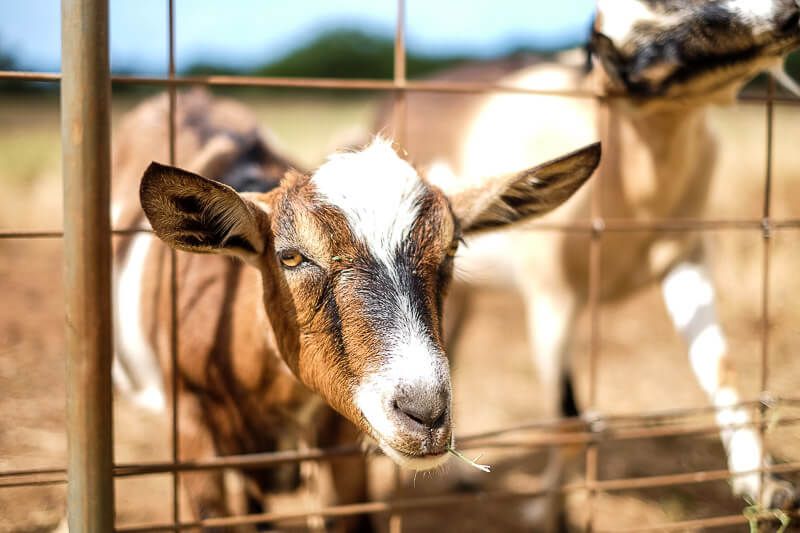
1;1;800;531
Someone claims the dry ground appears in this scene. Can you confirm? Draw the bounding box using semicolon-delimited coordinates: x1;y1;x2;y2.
0;90;799;532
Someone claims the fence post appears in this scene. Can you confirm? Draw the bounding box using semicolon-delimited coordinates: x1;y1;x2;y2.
61;0;114;530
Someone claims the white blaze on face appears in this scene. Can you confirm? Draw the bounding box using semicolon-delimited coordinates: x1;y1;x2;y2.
312;137;426;269
355;333;440;439
313;138;450;467
355;319;451;470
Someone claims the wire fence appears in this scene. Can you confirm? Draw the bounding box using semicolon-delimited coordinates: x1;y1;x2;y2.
1;0;799;531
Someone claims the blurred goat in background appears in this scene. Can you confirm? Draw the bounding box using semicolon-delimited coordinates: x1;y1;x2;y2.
376;0;800;528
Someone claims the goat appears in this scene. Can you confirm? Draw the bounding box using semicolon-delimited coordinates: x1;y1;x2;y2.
112;90;601;529
112;90;296;412
380;0;800;525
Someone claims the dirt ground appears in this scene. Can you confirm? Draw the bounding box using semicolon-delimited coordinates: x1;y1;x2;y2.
0;91;799;532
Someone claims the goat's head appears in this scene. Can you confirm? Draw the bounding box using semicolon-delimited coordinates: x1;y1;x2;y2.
140;138;600;470
593;0;800;102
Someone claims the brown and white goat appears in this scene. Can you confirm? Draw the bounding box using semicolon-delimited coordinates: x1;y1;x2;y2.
112;90;296;412
389;0;800;518
112;91;601;526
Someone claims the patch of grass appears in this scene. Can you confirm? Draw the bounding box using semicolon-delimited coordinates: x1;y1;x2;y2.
234;91;378;167
0;131;60;186
0;94;61;187
744;501;791;533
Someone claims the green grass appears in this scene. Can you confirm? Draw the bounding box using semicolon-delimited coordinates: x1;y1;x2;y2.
0;94;61;187
0;130;60;186
0;92;378;189
235;92;378;168
0;91;377;229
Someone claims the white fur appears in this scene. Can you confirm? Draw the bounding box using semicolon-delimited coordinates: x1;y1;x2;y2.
727;0;780;23
727;0;788;37
596;0;670;44
316;139;450;461
529;291;578;419
688;325;727;394
355;294;450;471
354;315;446;426
426;159;460;192
662;263;727;395
312;137;426;271
115;233;166;412
386;320;443;395
662;262;762;497
662;263;715;334
460;64;596;181
111;202;122;228
353;314;435;447
716;387;763;497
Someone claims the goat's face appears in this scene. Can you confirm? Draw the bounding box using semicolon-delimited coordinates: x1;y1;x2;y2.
593;0;800;101
140;138;601;470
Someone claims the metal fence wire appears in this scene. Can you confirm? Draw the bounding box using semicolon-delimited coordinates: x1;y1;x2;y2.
1;0;800;531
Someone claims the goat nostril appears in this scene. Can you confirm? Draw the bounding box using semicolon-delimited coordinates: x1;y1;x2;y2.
430;409;447;429
405;410;428;426
394;396;447;430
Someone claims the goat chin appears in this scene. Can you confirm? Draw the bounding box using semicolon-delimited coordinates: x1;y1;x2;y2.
362;435;451;471
380;443;451;471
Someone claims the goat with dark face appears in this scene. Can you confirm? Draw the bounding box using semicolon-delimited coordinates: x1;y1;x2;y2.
593;0;800;100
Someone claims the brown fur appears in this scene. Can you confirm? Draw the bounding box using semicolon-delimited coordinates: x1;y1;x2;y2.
113;92;370;530
120;87;600;527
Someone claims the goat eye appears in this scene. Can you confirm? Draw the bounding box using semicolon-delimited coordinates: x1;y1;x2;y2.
446;240;459;258
279;250;304;268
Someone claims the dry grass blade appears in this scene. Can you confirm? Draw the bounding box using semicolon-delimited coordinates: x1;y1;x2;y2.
447;447;491;473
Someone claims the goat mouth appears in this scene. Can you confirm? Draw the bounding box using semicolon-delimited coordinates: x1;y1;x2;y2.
363;426;451;471
378;441;450;471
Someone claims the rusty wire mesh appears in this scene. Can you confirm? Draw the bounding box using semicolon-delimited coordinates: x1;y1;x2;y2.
1;0;800;531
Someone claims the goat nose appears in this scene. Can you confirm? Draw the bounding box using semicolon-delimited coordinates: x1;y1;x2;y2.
393;386;449;430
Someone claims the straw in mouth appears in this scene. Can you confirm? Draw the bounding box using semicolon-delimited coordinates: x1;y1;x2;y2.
447;446;492;473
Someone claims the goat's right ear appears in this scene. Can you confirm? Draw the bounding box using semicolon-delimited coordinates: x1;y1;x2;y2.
140;162;270;261
448;143;601;235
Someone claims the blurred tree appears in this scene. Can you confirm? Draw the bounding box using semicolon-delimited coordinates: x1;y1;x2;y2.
0;37;24;91
743;49;800;94
785;49;800;79
0;38;15;70
185;28;470;80
257;29;396;78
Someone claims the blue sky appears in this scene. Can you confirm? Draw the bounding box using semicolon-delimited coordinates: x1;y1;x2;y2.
1;1;594;73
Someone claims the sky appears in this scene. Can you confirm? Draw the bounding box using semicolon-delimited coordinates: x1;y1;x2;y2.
1;1;595;73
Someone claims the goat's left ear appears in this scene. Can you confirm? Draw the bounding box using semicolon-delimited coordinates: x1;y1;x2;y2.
140;162;271;262
450;142;601;235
